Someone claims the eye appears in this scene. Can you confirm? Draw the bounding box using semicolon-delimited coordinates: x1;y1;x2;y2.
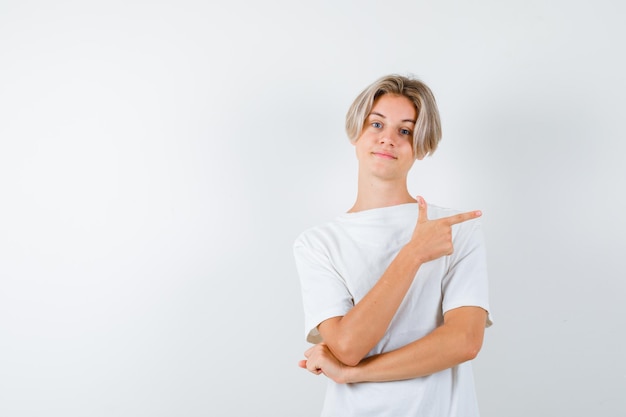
371;122;383;128
400;128;412;136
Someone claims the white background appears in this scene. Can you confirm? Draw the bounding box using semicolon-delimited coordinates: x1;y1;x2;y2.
1;1;625;416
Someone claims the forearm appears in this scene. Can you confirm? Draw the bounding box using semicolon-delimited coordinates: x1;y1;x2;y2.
344;307;486;383
320;244;423;365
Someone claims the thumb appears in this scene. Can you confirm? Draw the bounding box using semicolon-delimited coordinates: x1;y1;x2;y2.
417;196;429;223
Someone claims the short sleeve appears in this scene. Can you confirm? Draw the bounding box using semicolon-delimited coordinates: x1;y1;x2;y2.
293;236;354;343
441;219;493;327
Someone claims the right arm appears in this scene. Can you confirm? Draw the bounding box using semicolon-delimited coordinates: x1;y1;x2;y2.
316;197;481;366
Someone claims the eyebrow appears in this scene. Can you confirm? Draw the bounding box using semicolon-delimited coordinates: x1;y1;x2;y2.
369;112;416;124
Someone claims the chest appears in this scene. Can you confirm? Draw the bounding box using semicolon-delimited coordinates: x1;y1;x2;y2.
328;230;448;304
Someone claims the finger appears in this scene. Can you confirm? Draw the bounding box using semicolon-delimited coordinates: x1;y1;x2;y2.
303;345;316;358
298;360;307;369
417;196;429;223
306;360;322;374
444;210;482;226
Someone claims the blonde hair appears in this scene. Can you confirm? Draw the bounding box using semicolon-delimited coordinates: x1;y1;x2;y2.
345;74;442;159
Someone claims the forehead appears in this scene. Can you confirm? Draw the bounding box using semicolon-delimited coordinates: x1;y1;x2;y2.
369;94;417;120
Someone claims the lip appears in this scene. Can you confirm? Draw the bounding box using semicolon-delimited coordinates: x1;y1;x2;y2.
372;151;397;160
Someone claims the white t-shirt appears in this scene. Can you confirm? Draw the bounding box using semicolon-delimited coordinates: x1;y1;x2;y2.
293;203;492;417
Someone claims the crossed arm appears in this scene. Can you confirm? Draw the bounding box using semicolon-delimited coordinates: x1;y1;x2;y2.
298;197;487;383
299;306;487;384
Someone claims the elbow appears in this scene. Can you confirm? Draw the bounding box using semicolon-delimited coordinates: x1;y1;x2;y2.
340;355;362;367
443;307;487;363
462;343;481;362
459;335;483;362
329;337;366;367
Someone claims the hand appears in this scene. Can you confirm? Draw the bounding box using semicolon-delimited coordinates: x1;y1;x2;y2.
409;196;481;263
298;343;349;384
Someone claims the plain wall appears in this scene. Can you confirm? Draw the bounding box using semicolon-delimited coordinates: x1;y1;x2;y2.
1;1;624;416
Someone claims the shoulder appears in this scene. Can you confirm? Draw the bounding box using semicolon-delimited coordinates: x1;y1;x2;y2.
293;218;342;252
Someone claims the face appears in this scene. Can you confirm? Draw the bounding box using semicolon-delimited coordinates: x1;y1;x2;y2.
354;93;417;181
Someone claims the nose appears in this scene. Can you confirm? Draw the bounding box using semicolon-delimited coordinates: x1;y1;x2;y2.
378;130;396;146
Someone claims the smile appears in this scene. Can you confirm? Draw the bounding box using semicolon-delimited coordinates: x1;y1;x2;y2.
372;152;397;160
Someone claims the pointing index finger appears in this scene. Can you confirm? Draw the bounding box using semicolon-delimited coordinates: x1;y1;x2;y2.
444;210;482;226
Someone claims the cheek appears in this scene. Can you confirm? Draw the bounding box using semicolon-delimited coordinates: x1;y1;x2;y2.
401;141;414;155
404;149;417;166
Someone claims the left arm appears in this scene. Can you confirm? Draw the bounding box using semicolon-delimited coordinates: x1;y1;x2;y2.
300;306;487;383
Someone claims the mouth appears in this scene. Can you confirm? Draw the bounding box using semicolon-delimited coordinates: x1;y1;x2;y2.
372;152;397;160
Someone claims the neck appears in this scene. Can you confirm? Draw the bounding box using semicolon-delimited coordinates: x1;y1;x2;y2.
348;173;416;213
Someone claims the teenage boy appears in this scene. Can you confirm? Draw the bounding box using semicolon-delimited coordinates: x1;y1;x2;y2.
294;74;492;417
